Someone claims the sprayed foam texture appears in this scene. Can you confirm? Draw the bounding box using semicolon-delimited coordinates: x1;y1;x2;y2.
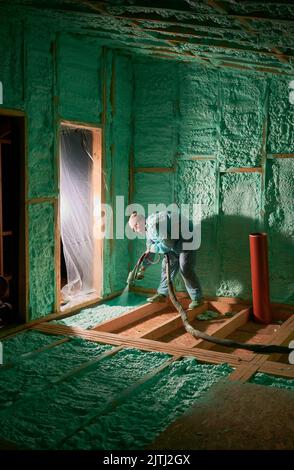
0;331;233;450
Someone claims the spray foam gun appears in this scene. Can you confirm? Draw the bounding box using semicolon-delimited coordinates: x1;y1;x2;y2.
127;251;160;287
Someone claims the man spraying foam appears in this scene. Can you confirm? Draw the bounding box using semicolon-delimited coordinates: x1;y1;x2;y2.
128;210;203;310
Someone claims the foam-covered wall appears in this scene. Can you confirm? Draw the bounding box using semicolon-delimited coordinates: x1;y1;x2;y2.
1;4;293;320
132;58;294;303
0;11;133;319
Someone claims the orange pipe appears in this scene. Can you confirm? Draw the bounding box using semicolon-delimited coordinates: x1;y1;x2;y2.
249;233;272;324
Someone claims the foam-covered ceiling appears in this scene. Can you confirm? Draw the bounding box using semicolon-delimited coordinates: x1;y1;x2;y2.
8;0;294;75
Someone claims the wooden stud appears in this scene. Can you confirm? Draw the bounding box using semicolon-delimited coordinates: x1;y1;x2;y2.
92;128;103;298
221;167;262;173
134;167;175;173
269;153;294;159
26;196;57;205
54;197;61;313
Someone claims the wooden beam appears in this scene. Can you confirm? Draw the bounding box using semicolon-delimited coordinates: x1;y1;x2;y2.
54;197;61;313
134;167;175;173
205;0;293;69
92;128;103;298
93;301;172;332
179;155;216;161
191;307;250;350
0;290;123;340
26;196;57;205
84;1;294;27
269;153;294;158
259;360;294;379
228;355;267;383
32;323;243;367
139;302;209;340
221;167;262;173
228;313;294;382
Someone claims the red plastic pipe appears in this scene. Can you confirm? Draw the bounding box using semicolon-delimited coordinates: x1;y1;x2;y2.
249;233;272;324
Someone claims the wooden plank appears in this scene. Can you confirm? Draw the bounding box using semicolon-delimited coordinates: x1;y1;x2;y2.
181;155;216;161
32;323;243;367
259;361;294;380
92;301;169;332
26;196;58;205
221;167;262;173
269;153;294;159
229;355;267;383
0;290;123;340
191;308;250;350
267;315;294;362
228;314;294;382
205;0;292;70
0;139;11;145
92;128;103;298
134;167;175;173
54;197;61;313
139;302;209;340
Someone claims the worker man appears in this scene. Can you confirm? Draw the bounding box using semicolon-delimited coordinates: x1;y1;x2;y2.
128;210;203;309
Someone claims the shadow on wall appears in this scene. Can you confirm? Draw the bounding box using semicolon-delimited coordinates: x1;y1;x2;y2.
198;213;294;305
136;214;294;305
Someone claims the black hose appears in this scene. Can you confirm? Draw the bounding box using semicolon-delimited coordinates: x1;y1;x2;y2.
165;253;294;355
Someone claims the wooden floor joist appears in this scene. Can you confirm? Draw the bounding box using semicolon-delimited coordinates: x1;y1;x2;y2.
33;323;243;367
92;301;169;332
228;313;294;383
31;298;294;381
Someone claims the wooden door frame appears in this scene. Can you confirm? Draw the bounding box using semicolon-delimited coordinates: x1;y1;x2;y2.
0;108;28;322
57;120;104;313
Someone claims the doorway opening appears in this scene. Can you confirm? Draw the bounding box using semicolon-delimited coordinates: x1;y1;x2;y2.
0;113;26;326
59;123;103;310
